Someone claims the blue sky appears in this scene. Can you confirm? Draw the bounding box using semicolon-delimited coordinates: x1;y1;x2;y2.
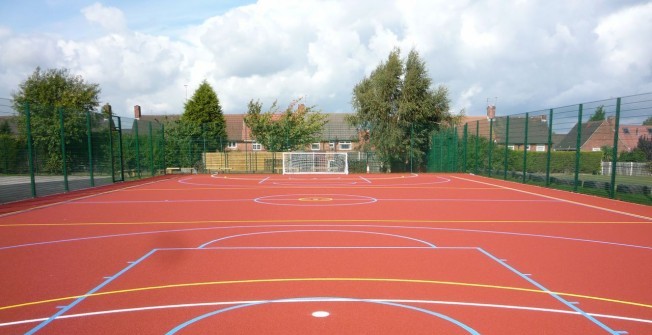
0;1;651;117
0;0;254;37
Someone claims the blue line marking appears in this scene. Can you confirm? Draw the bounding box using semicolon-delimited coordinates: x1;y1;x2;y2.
2;224;650;251
477;248;620;334
197;229;436;248
165;297;480;335
25;249;159;334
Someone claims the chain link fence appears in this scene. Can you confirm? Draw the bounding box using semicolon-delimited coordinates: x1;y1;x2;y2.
0;100;166;204
429;93;652;205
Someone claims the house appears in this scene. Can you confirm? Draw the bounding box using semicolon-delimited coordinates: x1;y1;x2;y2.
222;113;360;153
461;115;553;152
134;105;361;153
555;118;650;152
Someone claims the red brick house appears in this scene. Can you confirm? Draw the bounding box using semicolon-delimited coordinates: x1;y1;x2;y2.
556;118;650;152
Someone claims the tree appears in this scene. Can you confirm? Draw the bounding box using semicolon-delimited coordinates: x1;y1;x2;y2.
349;48;452;171
643;116;652;126
0;120;11;135
181;80;227;148
12;67;100;172
244;99;327;152
588;105;606;122
637;136;652;161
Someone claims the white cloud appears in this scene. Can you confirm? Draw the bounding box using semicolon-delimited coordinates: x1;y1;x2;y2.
595;2;652;77
81;2;127;33
456;84;484;113
0;0;650;117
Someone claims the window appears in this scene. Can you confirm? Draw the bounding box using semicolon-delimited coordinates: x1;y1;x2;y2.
252;142;262;151
536;145;546;152
507;145;515;150
329;141;335;150
339;141;352;150
623;128;630;134
227;141;237;149
311;143;321;151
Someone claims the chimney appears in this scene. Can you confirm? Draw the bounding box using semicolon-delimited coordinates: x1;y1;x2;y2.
134;105;142;119
486;105;496;120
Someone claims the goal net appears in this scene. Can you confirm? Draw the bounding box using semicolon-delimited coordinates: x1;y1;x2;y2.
282;152;349;175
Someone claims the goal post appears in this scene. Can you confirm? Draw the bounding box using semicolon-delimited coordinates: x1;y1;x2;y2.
282;152;349;175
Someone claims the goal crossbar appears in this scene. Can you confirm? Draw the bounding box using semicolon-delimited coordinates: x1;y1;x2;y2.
282;152;348;175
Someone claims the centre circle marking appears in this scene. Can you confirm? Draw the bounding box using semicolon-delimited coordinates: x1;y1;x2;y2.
299;197;333;202
254;194;377;206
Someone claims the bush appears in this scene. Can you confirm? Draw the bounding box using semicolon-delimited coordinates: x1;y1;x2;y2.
616;184;650;195
583;180;610;191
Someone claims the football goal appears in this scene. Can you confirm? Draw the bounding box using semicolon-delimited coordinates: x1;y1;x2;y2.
282;152;349;175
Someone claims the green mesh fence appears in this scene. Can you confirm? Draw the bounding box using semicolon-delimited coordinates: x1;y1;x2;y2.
429;93;652;205
0;101;166;204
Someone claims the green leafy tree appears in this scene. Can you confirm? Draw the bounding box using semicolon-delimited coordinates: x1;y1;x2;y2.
244;99;327;151
636;136;652;160
643;116;652;126
588;105;606;122
0;120;11;135
349;48;452;171
12;67;100;172
181;80;227;148
163;80;227;171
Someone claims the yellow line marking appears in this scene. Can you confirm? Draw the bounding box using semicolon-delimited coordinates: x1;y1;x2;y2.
451;176;652;221
1;277;650;311
0;218;648;228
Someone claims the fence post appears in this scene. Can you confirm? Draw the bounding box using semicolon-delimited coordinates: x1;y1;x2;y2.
453;127;459;171
148;122;154;176
573;104;583;192
161;124;166;172
134;119;141;179
59;108;69;192
86;110;94;187
462;124;468;172
25;103;36;198
545;109;553;186
109;116;115;182
522;113;529;183
488;118;494;176
503;116;510;180
117;116;125;182
202;123;207;172
609;98;621;198
410;124;413;173
474;120;479;174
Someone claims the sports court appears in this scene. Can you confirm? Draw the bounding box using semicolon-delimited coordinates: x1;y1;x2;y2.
0;173;651;334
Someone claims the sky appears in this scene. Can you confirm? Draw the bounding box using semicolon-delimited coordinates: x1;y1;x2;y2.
0;0;651;118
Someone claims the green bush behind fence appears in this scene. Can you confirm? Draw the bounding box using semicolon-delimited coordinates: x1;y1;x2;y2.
429;93;652;205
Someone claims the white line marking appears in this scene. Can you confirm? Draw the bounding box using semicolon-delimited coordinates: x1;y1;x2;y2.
1;298;650;328
450;175;652;221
